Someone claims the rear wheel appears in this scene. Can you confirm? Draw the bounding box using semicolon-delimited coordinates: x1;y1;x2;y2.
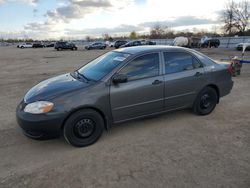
63;109;104;147
193;87;218;115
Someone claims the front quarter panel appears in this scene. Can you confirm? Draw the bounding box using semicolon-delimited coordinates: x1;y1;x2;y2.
52;82;112;127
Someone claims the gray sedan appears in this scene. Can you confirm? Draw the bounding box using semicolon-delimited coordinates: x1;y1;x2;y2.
16;46;233;147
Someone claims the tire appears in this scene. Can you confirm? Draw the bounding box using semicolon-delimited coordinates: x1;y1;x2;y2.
21;46;24;49
193;87;218;115
58;48;62;51
63;109;104;147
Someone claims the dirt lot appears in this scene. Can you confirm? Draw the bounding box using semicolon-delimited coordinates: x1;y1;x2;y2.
0;46;249;188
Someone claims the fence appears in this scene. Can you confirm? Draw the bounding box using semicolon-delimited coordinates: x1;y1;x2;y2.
74;36;250;48
214;36;250;48
152;36;250;48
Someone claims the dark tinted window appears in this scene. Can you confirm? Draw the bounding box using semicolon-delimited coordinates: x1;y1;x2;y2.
120;53;159;80
164;52;201;74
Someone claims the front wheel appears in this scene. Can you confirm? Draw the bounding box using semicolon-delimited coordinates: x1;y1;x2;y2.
193;87;218;115
63;109;104;147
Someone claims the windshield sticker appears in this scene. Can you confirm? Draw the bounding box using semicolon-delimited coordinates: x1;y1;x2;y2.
113;56;127;61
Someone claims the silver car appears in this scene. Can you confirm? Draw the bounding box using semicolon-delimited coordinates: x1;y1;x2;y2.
16;46;233;147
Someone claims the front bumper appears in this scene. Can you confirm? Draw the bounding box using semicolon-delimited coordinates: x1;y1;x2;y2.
16;101;65;139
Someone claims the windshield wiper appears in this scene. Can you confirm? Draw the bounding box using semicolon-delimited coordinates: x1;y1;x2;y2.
75;70;92;82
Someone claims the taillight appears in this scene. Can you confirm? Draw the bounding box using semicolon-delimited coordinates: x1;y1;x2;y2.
228;64;233;76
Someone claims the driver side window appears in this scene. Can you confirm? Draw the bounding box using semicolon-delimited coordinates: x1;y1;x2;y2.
119;53;160;81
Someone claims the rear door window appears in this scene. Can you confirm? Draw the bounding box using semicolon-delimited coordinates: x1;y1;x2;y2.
163;52;202;74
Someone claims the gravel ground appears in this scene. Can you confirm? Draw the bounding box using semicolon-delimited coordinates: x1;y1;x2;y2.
0;46;249;188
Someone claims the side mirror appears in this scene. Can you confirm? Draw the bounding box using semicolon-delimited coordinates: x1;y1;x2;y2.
112;74;127;84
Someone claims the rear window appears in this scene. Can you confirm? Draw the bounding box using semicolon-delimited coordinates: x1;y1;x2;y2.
191;50;216;66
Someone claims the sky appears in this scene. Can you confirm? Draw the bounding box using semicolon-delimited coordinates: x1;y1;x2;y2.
0;0;242;39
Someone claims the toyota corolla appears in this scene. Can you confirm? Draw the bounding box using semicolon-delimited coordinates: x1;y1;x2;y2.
16;46;233;147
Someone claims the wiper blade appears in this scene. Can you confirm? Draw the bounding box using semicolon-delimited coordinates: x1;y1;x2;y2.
75;70;91;82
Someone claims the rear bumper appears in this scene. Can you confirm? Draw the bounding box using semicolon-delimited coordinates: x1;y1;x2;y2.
16;101;65;139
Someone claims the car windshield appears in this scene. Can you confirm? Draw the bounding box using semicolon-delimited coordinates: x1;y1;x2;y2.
78;51;130;81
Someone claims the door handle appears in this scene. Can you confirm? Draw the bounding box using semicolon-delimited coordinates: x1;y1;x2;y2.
152;80;163;85
194;72;203;77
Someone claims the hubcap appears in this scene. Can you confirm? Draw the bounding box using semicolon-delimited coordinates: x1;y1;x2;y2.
200;94;211;109
74;118;95;138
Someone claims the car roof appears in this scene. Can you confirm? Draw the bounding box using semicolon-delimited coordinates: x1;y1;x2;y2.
114;45;193;55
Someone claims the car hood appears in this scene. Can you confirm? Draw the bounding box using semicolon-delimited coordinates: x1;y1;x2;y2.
24;73;90;103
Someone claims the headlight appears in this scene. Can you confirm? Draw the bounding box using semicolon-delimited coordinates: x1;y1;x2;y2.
24;101;54;114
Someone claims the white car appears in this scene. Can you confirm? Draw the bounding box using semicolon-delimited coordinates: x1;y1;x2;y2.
18;43;33;48
235;40;250;51
109;42;115;47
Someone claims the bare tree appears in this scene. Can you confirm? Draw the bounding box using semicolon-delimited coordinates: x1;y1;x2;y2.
129;31;137;39
222;0;250;35
102;33;110;41
233;0;250;33
149;24;166;38
222;1;237;35
85;36;92;42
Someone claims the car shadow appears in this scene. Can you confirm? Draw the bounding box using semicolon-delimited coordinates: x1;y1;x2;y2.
8;108;197;149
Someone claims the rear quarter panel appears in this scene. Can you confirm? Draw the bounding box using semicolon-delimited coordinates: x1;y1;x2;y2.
207;64;233;97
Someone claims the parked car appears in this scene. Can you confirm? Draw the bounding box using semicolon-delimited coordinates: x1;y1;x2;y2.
201;38;220;48
18;43;33;48
114;40;128;49
45;43;55;48
190;37;201;48
120;40;142;48
85;42;106;50
144;40;156;45
235;41;250;51
140;40;156;45
109;42;115;47
55;42;77;51
16;46;233;147
32;43;44;48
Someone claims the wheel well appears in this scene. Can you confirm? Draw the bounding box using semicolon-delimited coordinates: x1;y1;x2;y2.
206;84;220;103
61;107;108;130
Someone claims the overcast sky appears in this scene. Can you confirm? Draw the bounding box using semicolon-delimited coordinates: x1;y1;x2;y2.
0;0;242;39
